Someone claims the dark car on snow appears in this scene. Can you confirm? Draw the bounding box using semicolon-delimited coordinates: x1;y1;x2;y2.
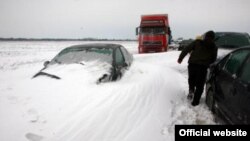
215;32;250;49
205;46;250;124
178;32;250;51
33;43;133;83
177;39;194;51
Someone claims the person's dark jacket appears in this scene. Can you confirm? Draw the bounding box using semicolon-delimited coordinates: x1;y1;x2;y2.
178;39;218;67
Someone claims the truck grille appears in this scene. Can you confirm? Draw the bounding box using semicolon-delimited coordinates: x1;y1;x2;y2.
143;41;162;46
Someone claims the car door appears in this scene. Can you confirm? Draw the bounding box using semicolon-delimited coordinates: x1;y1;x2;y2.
234;54;250;124
210;55;229;102
120;46;132;67
114;47;126;79
216;49;250;123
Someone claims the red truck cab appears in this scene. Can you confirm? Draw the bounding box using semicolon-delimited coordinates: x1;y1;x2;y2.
136;14;171;53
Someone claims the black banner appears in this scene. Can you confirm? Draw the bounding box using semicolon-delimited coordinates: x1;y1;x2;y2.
175;125;250;141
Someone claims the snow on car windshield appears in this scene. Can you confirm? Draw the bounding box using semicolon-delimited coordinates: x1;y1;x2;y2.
41;61;112;83
50;47;113;65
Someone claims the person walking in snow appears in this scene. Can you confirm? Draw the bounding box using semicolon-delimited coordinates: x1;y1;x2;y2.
177;30;218;106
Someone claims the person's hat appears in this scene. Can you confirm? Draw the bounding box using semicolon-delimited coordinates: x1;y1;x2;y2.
205;30;215;40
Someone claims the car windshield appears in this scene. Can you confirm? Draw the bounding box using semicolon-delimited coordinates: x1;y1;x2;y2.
140;27;166;35
215;33;250;48
50;47;113;65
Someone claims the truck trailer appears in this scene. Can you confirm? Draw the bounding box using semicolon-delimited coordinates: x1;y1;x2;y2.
136;14;171;53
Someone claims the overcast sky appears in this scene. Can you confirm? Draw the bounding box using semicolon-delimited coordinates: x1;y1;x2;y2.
1;0;250;39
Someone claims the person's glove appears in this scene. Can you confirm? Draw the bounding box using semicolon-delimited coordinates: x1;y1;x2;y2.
177;58;182;64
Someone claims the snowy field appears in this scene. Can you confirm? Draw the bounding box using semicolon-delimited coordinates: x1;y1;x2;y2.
0;41;231;141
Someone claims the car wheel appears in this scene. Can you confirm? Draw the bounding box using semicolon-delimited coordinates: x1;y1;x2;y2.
111;72;121;81
116;73;122;80
206;89;215;112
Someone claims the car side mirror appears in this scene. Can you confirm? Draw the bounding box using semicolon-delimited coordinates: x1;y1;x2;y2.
43;61;50;67
136;27;139;35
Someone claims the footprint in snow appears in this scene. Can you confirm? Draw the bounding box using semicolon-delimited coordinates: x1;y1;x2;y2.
27;109;39;123
25;133;44;141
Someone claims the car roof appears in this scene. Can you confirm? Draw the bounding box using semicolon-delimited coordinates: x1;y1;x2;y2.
237;45;250;49
231;46;250;52
215;32;250;36
65;43;122;50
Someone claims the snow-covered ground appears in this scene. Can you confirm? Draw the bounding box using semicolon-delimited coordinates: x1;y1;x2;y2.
0;41;231;141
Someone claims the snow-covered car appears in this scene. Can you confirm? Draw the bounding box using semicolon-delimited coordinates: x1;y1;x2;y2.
205;46;250;124
33;43;133;83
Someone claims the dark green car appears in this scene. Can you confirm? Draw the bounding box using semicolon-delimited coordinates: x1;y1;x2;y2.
178;32;250;51
215;32;250;49
205;47;250;124
177;39;194;51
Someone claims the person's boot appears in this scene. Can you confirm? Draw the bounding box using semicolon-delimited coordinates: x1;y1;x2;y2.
191;88;203;106
187;90;194;100
191;101;199;106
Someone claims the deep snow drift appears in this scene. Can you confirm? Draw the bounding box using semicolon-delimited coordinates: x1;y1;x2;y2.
0;41;229;141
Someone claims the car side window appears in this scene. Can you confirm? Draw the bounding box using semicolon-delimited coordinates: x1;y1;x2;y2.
121;47;132;63
239;56;250;82
115;48;125;65
223;50;250;75
120;47;128;62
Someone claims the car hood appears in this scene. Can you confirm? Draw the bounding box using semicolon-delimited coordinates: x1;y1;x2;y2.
217;48;232;58
33;61;112;84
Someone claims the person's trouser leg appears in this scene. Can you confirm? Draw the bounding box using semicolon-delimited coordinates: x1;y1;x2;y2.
192;65;208;106
188;64;196;92
187;64;197;100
